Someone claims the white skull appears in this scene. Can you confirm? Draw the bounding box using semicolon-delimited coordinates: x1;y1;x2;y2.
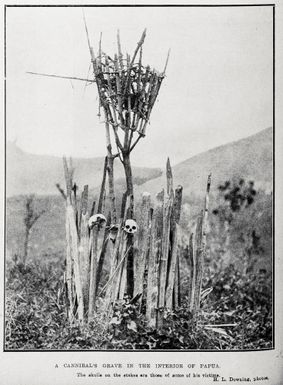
88;214;106;229
124;219;138;234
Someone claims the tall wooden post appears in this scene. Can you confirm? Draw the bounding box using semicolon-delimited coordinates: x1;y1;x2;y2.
134;193;152;300
63;157;84;323
146;190;164;327
165;185;183;309
191;213;204;313
190;174;211;314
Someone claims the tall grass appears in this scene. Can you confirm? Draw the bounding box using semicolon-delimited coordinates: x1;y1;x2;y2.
5;256;272;350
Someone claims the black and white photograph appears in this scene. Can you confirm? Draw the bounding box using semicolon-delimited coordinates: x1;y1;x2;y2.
4;4;274;352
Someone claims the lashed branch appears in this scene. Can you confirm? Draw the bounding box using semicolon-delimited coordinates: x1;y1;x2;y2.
27;71;95;83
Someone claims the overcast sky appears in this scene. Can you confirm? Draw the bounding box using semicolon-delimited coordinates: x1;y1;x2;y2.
6;5;273;167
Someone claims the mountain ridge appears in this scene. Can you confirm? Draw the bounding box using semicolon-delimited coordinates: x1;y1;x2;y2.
6;142;162;197
137;127;272;199
6;127;272;197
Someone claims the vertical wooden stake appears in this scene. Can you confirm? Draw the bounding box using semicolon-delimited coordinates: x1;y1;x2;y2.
187;233;195;311
104;219;123;310
65;212;74;322
165;185;183;309
88;226;99;322
191;174;211;314
203;174;211;253
157;192;173;326
165;223;180;309
166;157;174;196
146;190;164;328
134;193;151;299
67;204;84;323
63;157;84;323
96;212;111;294
191;213;203;314
97;156;108;213
78;186;89;314
126;235;134;297
118;246;128;299
174;251;181;307
115;232;128;300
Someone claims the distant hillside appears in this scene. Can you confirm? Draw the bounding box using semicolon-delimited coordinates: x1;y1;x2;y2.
6;143;162;196
7;128;272;198
6;128;273;260
138;127;273;199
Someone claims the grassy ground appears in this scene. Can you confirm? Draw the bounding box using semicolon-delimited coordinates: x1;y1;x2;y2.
5;255;272;351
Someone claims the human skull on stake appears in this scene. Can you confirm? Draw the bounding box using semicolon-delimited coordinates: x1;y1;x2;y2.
88;214;107;229
124;219;138;234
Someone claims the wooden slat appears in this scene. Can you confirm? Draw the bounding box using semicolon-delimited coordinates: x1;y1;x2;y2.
157;191;173;326
166;157;174;196
67;204;84;323
165;223;180;309
134;193;151;299
165;185;183;309
187;233;195;311
97;157;108;213
96;212;111;294
79;212;90;315
78;185;88;234
65;208;74;322
191;213;203;313
118;245;128;299
190;175;211;314
88;226;99;321
115;232;128;300
146;190;164;328
126;234;134;297
174;251;181;308
63;157;76;322
202;174;211;259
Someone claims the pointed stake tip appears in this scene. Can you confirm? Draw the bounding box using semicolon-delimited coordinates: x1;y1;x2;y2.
140;28;147;43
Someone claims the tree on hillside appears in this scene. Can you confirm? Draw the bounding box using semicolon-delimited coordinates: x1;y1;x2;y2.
212;179;257;221
212;179;260;273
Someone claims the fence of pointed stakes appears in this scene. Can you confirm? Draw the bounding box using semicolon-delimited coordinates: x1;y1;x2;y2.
56;30;211;328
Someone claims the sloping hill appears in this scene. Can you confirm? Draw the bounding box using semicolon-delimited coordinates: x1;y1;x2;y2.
6;128;273;260
138;127;272;199
6;143;162;197
7;128;272;198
